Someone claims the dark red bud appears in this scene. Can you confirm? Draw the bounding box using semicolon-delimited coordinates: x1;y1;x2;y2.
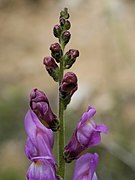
50;43;63;62
43;56;58;69
43;56;59;82
53;24;62;38
60;17;66;26
60;72;78;94
62;31;71;45
50;43;61;53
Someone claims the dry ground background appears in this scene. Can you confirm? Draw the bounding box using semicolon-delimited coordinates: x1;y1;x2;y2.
0;0;135;179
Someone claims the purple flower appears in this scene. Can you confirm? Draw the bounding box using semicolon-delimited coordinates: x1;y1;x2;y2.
30;88;59;131
24;110;61;180
24;110;54;160
72;153;99;180
64;106;108;162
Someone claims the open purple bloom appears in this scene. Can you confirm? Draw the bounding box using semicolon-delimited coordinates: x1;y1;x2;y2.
30;88;59;131
24;110;61;180
72;153;99;180
24;110;54;160
64;106;108;162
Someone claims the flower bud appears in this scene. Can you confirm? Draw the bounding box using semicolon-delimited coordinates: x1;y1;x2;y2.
50;43;63;63
61;31;71;45
59;72;78;109
59;17;65;27
60;18;71;30
30;88;59;131
43;56;59;82
64;20;71;30
64;49;79;69
60;72;77;94
53;24;62;38
60;8;69;19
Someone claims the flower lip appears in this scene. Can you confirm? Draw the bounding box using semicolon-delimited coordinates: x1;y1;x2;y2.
31;155;55;164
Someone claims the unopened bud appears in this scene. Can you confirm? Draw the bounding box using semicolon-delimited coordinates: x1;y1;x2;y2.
53;24;62;38
50;43;63;63
30;88;59;131
62;31;71;45
60;8;70;19
60;17;65;27
60;18;71;30
64;49;79;69
59;72;78;109
64;20;71;30
43;56;59;82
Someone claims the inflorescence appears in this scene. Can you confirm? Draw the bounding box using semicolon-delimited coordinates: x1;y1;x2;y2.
24;8;108;180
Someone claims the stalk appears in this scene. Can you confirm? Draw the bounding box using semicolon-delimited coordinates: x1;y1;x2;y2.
58;42;65;178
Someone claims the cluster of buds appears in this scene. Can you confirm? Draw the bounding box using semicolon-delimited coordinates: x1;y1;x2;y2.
24;8;108;180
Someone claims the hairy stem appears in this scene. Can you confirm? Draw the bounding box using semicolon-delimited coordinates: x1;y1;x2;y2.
58;42;65;179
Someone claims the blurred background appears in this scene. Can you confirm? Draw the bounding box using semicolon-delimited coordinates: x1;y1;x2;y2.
0;0;135;179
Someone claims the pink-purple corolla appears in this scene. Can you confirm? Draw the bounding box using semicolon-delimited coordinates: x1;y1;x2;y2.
24;110;60;180
64;106;108;162
72;153;99;180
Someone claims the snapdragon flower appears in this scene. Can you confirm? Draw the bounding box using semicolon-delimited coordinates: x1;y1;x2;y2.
64;106;108;162
24;110;54;160
72;153;99;180
24;110;61;180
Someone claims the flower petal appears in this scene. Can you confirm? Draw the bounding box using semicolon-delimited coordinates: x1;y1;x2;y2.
24;110;54;148
27;158;60;180
72;153;99;180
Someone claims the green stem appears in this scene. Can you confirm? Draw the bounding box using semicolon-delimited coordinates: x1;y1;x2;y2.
58;42;65;179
